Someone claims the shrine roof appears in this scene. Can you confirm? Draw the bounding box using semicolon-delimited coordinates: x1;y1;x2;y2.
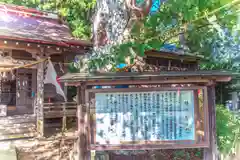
60;70;235;83
146;50;204;62
0;3;91;47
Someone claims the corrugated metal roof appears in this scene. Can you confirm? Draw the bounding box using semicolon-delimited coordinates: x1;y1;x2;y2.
0;3;91;47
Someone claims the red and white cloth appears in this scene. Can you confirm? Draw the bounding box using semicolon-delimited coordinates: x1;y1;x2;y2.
44;59;67;101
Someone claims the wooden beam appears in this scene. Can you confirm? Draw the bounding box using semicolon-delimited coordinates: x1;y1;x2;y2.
63;75;232;87
0;39;63;56
86;86;206;93
35;52;45;137
64;78;211;86
204;86;218;160
77;85;90;160
0;39;39;53
89;143;209;151
145;52;201;62
77;87;82;160
0;39;91;56
62;55;69;132
215;76;232;82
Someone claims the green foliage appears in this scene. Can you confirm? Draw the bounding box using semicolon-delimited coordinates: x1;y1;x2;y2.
200;59;240;104
111;0;240;65
200;58;235;70
68;62;79;73
0;0;39;7
216;104;240;154
194;149;202;157
1;0;96;40
40;0;96;39
173;150;186;158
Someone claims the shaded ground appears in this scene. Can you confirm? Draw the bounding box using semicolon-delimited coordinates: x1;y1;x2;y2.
16;130;77;160
0;129;77;160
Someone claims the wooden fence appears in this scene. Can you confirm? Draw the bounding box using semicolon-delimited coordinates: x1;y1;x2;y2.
0;102;77;141
43;102;77;130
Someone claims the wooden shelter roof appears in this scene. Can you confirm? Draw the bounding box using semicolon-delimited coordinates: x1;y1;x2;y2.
144;43;205;62
145;50;204;62
0;3;91;47
60;70;234;86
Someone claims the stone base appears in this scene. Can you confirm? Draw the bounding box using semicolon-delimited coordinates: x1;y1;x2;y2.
0;142;17;160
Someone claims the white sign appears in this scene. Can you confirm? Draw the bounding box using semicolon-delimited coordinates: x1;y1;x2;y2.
94;90;195;145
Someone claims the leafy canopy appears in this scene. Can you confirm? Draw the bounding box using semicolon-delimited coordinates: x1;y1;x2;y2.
91;0;240;69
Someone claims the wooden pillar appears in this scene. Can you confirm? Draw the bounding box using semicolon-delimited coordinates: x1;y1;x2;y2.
62;103;67;131
32;69;37;114
36;55;45;137
77;84;90;160
63;55;68;98
62;56;68;131
204;85;219;160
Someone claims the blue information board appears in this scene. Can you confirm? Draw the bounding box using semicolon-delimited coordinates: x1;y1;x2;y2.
94;90;195;145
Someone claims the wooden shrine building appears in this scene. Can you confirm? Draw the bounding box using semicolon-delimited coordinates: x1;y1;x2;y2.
0;3;91;140
59;48;233;160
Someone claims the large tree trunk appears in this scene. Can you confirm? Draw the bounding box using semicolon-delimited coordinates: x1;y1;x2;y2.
93;0;130;47
90;0;153;72
93;0;153;47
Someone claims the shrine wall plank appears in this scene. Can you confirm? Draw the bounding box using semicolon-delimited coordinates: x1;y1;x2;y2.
145;56;199;71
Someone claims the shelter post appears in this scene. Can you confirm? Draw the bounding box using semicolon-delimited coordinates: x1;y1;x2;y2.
204;85;218;160
77;84;90;160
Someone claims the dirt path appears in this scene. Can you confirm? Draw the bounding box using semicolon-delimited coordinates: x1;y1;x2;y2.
17;132;77;160
0;131;77;160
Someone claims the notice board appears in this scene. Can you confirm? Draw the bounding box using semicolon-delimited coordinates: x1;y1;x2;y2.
87;87;208;150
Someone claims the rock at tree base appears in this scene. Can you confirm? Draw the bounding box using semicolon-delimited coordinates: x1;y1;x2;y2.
0;144;17;160
0;150;17;160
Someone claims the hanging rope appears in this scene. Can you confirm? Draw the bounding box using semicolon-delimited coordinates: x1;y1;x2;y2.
0;58;48;72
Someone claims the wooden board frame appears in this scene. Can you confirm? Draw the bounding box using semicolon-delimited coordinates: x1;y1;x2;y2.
85;86;210;151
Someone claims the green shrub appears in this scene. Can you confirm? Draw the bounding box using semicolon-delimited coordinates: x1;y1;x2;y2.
216;104;240;155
